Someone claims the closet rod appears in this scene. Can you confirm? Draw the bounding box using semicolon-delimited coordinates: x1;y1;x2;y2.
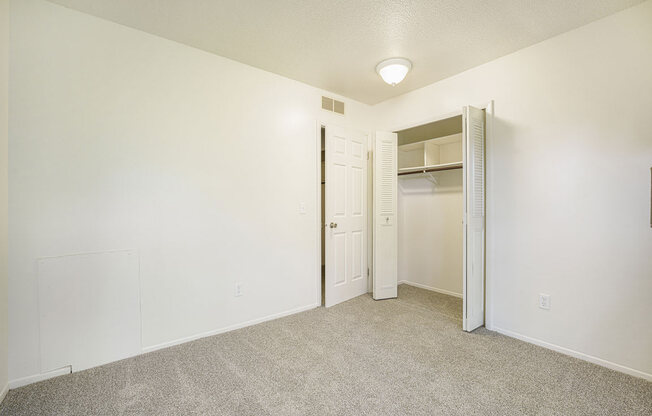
398;164;462;176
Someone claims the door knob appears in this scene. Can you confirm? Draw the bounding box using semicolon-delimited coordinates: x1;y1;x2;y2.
330;222;338;228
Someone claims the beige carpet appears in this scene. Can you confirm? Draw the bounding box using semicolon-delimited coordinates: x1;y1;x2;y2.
1;285;651;415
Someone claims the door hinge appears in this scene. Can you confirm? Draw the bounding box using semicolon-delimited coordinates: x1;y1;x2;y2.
367;267;370;277
367;151;370;160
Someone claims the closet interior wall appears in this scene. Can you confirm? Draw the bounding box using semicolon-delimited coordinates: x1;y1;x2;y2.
397;117;464;297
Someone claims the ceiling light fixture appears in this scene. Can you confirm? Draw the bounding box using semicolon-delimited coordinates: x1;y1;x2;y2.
376;58;412;86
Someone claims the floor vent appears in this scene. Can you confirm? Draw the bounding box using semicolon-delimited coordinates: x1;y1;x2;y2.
322;96;345;115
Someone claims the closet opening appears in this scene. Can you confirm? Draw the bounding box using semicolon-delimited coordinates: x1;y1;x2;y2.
395;114;466;324
373;104;488;330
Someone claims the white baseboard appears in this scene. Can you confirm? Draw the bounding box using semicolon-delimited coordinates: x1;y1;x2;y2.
398;280;463;299
143;302;320;354
9;366;71;390
492;326;652;381
0;382;8;404
9;303;320;389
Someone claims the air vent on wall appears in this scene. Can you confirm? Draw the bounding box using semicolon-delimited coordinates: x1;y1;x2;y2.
321;96;345;115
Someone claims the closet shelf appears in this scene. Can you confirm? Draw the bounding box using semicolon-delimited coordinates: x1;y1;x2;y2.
398;161;463;176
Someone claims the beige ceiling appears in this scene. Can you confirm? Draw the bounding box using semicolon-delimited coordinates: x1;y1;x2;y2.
47;0;642;104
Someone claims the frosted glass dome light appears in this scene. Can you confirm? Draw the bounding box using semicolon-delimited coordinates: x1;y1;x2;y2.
376;58;412;86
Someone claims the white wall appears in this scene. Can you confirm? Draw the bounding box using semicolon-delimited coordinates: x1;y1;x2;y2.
398;171;463;297
0;0;8;403
9;0;373;385
375;0;652;378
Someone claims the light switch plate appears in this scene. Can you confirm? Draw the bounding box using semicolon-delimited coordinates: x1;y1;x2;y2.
539;293;551;310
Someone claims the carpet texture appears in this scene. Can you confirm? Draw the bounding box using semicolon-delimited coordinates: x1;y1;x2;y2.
2;285;651;415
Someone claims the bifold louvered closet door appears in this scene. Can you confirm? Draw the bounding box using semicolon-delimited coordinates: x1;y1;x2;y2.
373;131;398;300
463;105;486;332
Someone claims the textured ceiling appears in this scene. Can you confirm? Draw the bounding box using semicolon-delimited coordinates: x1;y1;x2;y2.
47;0;642;104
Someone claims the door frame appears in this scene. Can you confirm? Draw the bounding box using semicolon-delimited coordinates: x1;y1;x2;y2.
315;121;324;307
383;101;494;329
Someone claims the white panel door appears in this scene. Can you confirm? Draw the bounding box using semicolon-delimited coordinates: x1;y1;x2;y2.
373;131;398;300
463;106;486;332
325;125;368;307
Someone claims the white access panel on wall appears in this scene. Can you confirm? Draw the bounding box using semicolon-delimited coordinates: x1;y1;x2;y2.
373;131;398;300
324;125;368;307
462;106;486;332
38;250;141;373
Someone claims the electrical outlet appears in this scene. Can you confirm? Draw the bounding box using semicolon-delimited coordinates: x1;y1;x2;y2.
299;202;306;215
539;293;551;310
235;282;243;297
